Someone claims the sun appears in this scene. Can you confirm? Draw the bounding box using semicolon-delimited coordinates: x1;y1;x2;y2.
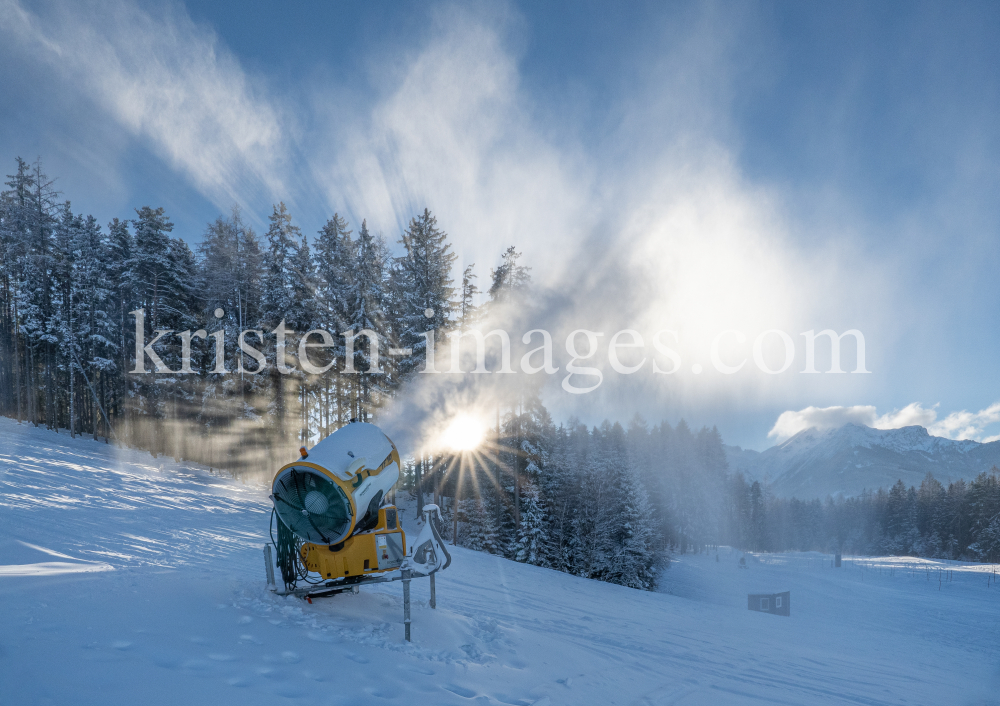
439;414;488;452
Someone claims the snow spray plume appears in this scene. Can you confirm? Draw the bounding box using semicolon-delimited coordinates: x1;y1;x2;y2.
109;387;309;482
310;4;883;444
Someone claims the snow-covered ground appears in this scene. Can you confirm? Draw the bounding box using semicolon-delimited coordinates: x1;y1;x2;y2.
1;417;998;705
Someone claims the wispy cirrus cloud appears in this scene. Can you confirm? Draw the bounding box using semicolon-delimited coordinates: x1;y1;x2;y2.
311;5;590;284
1;0;288;217
0;0;936;448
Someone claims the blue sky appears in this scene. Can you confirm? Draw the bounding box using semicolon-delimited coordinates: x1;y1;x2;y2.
2;0;999;449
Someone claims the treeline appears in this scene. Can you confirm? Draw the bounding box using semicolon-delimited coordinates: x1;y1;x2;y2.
430;413;730;591
437;405;1000;590
729;471;1000;563
0;157;465;468
7;156;995;594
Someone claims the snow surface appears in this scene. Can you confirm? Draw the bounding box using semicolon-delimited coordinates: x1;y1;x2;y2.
1;417;999;705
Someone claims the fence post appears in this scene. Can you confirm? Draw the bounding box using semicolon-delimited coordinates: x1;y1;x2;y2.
430;571;436;609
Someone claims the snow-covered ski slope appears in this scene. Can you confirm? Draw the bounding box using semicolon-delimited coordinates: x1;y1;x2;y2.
1;417;997;706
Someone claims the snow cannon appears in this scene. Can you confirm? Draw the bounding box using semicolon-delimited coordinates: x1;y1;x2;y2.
268;421;450;595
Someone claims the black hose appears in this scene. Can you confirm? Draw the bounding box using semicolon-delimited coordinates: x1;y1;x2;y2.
274;510;298;590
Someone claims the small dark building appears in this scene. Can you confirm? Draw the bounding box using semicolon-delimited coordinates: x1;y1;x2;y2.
748;591;790;617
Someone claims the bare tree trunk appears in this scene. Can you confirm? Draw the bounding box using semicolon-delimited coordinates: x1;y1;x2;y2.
433;456;440;508
514;402;525;526
12;298;22;423
416;456;424;517
453;463;460;544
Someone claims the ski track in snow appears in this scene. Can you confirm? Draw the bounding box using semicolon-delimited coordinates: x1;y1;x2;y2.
0;416;998;705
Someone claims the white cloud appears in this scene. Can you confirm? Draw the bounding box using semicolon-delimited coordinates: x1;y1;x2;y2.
312;6;589;286
928;402;1000;442
768;405;879;442
769;401;1000;444
873;402;938;430
1;0;287;215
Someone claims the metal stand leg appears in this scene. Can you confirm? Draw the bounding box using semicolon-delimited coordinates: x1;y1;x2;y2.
402;569;411;642
263;545;275;590
430;571;436;609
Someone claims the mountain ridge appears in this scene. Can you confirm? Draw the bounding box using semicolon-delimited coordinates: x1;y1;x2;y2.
725;423;1000;499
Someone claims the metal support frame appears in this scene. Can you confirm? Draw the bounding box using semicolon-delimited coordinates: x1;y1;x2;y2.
402;569;412;642
265;544;438;641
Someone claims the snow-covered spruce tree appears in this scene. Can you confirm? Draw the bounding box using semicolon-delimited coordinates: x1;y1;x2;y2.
588;422;658;590
15;159;58;428
105;217;134;433
288;232;319;443
130;206;177;332
345;220;389;421
515;480;550;566
0;176;18;419
313;213;354;433
665;419;719;553
394;209;456;378
159;232;198;459
393;209;456;513
506;390;554;563
260;202;303;448
966;470;1000;562
460;497;501;555
566;429;603;578
695;425;730;548
197;207;267;462
487;245;531;305
458;263;480;329
70;213;115;440
626;415;659;541
541;422;584;573
51;203;79;435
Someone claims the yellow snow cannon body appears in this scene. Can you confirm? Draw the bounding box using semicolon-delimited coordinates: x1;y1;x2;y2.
270;422;407;590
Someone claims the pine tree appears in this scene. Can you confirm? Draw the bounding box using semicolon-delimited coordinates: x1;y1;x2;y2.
314;214;354;432
70;213;114;439
261;202;303;444
314;213;354;337
459;498;501;555
345;220;388;420
105;217;133;434
288;232;319;442
459;263;479;329
514;480;550;566
197;206;266;458
487;245;531;304
394;209;457;376
130;206;175;331
16;159;58;428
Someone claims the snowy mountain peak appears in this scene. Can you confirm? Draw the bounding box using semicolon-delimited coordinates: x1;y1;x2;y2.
779;423;980;456
728;422;1000;498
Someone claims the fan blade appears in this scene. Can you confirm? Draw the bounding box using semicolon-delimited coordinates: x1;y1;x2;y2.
275;477;305;511
288;469;331;544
